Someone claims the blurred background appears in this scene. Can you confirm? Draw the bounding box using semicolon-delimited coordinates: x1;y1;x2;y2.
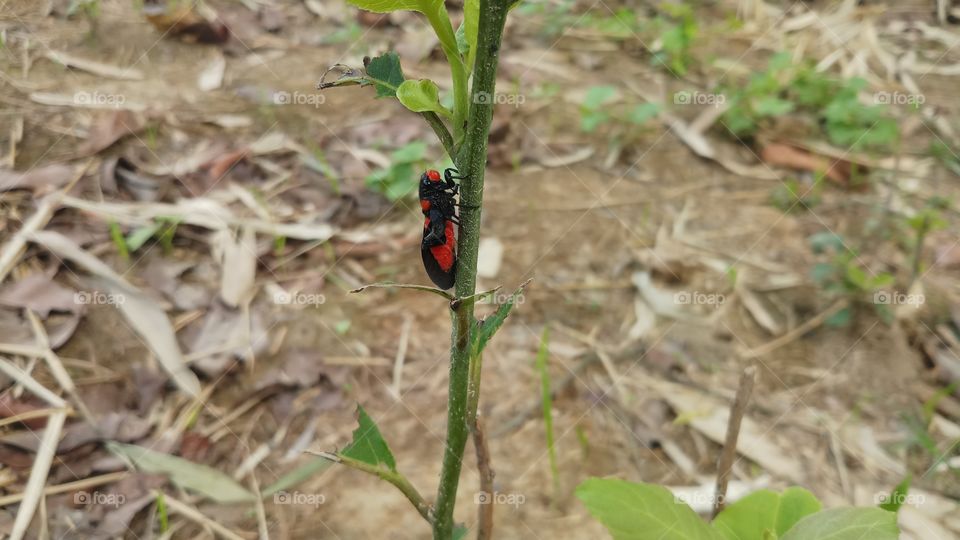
1;0;960;538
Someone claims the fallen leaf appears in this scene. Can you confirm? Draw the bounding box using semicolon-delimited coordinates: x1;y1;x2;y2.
216;227;257;308
0;273;79;318
143;0;230;44
107;442;255;503
0;164;74;194
760;142;855;185
78;111;145;157
44;50;144;80
27;230;201;396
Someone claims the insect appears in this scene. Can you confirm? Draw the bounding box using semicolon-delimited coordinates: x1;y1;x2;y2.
419;168;466;289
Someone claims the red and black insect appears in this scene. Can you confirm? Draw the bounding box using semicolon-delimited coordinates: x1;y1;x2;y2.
419;168;466;289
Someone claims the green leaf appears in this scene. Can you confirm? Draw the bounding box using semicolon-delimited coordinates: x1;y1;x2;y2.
365;52;405;98
780;507;898;540
107;442;255;504
396;79;451;117
346;0;442;14
713;488;821;540
754;96;794;117
341;405;396;471
471;280;529;358
583;85;617;110
576;478;722;540
126;223;161;252
878;476;911;514
628;103;660;125
776;488;823;533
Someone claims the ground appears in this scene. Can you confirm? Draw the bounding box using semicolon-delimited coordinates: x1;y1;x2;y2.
0;0;959;539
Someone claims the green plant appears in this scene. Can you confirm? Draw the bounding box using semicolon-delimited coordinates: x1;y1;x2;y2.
652;3;697;76
316;1;521;538
365;141;430;200
720;55;899;151
771;176;823;212
579;85;660;134
808;231;894;325
577;479;901;540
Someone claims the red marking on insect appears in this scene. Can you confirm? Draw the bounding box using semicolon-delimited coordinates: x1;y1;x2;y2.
418;168;466;289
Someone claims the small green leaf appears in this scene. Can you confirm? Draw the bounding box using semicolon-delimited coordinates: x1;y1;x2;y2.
396;79;451;117
107;442;255;504
365;52;406;98
583;85;617;110
471;280;529;357
877;476;911;514
754;96;794;117
126;223;161;252
346;0;442;14
628;103;660;125
577;478;722;540
780;507;898;540
341;404;396;471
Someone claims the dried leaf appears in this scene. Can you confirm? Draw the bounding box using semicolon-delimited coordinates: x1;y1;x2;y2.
0;164;74;194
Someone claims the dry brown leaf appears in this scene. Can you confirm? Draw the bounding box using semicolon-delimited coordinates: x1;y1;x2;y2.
0;273;79;318
44;50;144;80
0;164;74;194
217;227;257;308
760;142;855;185
78;111;145;157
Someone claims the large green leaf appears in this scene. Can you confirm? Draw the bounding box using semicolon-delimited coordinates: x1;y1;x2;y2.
107;442;255;504
341;405;397;471
462;0;479;70
713;488;821;540
346;0;442;14
780;507;898;540
576;478;722;540
397;79;451;117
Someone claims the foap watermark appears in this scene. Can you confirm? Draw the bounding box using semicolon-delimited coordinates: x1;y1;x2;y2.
273;91;326;108
74;491;125;508
673;90;725;107
74;291;126;306
673;491;725;508
272;290;326;307
474;491;525;508
874;91;924;107
478;291;526;305
74;91;126;108
272;490;326;507
473;91;525;107
873;290;924;307
874;491;925;508
673;291;725;307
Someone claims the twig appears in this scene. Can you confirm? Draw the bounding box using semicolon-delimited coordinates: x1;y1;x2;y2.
471;416;495;540
350;282;454;300
422;111;456;159
712;365;757;518
0;471;127;507
312;451;434;524
10;409;67;540
739;299;848;358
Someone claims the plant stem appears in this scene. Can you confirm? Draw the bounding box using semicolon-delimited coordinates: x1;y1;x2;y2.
324;453;434;523
422;111;456;161
432;1;510;537
424;7;469;147
712;364;757;518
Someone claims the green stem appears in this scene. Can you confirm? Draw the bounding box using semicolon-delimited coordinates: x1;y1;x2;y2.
432;1;510;538
424;6;469;149
327;453;434;524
